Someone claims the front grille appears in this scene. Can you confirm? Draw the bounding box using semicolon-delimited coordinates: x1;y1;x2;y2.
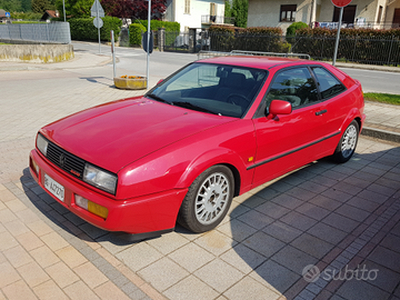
46;142;86;179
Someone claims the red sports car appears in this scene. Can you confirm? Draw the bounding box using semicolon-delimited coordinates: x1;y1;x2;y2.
29;56;365;236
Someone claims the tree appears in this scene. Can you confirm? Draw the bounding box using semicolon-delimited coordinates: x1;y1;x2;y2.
100;0;166;20
0;0;22;12
230;0;247;28
32;0;54;13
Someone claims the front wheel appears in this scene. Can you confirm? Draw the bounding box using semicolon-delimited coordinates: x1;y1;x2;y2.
332;120;359;163
178;165;234;233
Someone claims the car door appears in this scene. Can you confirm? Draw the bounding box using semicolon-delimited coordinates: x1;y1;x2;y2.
251;66;341;187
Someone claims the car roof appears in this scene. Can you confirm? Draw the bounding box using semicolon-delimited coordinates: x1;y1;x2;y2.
196;55;315;70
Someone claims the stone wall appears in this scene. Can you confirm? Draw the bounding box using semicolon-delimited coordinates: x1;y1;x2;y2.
0;44;74;63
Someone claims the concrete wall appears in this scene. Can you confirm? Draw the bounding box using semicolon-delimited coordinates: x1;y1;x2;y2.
0;44;74;63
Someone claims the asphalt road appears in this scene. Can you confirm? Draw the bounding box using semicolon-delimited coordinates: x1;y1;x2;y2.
73;41;400;95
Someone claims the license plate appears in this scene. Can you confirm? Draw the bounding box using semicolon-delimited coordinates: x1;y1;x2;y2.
44;174;65;202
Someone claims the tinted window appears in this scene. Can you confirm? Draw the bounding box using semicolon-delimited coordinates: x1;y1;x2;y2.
312;67;345;99
265;67;318;108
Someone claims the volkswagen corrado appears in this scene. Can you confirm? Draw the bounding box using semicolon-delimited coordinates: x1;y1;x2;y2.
29;56;365;236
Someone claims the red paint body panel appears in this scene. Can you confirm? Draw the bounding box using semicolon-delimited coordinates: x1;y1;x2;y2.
29;57;365;234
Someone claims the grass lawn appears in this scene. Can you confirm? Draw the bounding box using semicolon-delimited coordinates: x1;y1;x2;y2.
364;92;400;106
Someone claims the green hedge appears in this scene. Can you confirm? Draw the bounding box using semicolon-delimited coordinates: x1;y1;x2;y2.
293;27;400;65
130;20;180;47
68;17;122;42
208;25;290;53
133;20;180;32
129;23;146;46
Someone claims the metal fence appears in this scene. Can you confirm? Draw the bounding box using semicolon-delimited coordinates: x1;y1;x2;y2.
0;22;71;44
291;35;400;66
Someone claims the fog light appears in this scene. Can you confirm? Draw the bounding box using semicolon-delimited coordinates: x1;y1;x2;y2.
75;195;108;219
30;157;40;177
75;195;88;210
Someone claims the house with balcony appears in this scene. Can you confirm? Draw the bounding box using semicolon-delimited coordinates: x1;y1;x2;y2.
164;0;227;31
247;0;400;32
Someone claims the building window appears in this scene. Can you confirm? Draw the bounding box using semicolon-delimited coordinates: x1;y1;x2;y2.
185;0;190;14
377;5;383;24
280;5;297;22
333;5;356;24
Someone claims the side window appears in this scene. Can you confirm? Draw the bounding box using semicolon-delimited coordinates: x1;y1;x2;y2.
265;67;318;109
312;67;346;99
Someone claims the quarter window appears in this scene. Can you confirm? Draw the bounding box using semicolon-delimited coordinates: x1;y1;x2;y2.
312;67;345;99
280;5;297;22
265;67;318;109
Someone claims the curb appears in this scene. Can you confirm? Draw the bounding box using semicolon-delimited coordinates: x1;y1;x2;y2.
361;126;400;144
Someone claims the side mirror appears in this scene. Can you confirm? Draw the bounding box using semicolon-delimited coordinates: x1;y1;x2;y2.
267;99;292;119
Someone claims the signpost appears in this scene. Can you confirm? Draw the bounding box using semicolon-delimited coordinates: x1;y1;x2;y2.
5;12;10;18
91;0;105;53
331;0;352;66
146;0;151;88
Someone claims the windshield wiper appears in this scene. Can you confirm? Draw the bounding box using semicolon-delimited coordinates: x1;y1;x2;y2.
146;93;169;104
171;101;218;115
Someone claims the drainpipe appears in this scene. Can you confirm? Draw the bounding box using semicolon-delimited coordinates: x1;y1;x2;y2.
310;0;317;27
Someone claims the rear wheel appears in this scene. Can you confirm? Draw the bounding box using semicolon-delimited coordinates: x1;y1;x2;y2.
178;165;234;233
332;120;359;163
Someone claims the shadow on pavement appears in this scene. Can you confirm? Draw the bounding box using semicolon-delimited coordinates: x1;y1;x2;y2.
229;146;400;298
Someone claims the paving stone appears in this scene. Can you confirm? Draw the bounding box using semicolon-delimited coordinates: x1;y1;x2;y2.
295;202;330;221
164;275;219;300
220;244;266;274
322;213;360;233
263;221;303;243
368;246;400;272
337;278;390;300
243;231;285;258
138;257;189;291
280;211;318;232
250;259;300;293
223;276;281;300
238;209;274;230
168;242;215;273
116;242;163;272
272;245;318;276
194;258;244;293
255;201;291;219
291;233;334;259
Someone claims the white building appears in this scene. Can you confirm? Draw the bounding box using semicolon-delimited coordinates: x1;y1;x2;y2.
247;0;400;31
164;0;226;32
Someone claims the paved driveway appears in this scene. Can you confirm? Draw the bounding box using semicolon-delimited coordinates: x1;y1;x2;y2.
0;53;399;300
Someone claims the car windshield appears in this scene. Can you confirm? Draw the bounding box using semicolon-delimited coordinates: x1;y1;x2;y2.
146;62;268;118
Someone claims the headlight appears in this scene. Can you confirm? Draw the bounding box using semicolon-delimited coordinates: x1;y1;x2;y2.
83;164;117;194
36;134;49;156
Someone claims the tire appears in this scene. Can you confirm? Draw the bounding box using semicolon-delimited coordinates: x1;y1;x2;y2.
178;165;234;233
332;120;359;163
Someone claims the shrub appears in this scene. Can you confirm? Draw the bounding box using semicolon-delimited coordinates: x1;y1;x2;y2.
129;23;146;46
208;25;290;53
286;22;308;36
68;17;122;42
133;20;180;32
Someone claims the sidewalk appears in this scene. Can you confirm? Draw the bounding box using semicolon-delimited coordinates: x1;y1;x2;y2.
0;49;399;300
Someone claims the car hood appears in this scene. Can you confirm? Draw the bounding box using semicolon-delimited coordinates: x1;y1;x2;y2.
41;97;235;173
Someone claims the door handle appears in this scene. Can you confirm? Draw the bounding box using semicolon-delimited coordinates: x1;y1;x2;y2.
315;109;327;116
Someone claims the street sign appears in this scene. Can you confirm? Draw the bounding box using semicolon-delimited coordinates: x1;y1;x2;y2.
93;17;103;28
142;31;154;54
5;12;10;18
331;0;352;8
91;0;105;17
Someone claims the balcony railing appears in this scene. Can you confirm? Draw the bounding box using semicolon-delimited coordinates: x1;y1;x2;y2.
201;15;234;25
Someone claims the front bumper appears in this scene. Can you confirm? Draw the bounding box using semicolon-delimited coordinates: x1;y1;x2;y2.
29;149;187;234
